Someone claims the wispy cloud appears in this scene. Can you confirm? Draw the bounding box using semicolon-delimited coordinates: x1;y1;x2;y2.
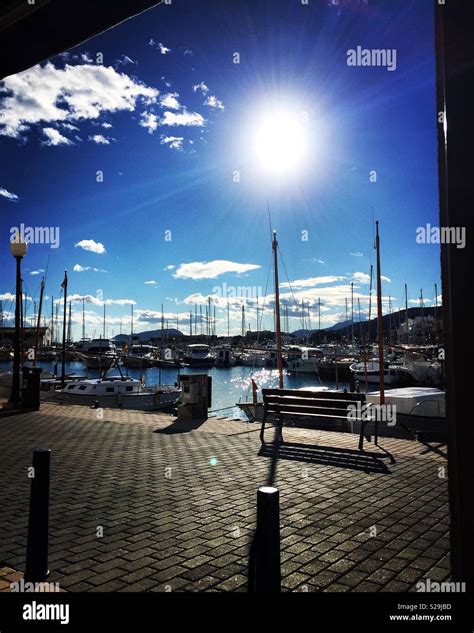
74;239;106;254
161;110;205;127
43;127;72;146
66;293;135;306
149;39;171;55
193;82;209;95
160;135;184;151
73;264;108;273
89;134;115;145
204;95;224;110
281;276;346;289
352;271;391;284
174;260;261;280
144;280;157;285
30;269;45;275
0;187;19;201
350;251;364;257
139;112;158;134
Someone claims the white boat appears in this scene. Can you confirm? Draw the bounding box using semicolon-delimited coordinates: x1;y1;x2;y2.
123;344;159;368
182;344;215;368
214;346;236;368
286;346;324;374
55;375;181;411
79;339;119;370
366;387;445;418
349;359;398;384
365;387;446;440
240;349;277;368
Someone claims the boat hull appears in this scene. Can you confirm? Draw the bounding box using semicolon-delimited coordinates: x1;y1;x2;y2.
54;390;180;411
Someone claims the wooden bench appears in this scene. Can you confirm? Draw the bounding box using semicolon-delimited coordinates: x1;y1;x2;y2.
260;388;371;451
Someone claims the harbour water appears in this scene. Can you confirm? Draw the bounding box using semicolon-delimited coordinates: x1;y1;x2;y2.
0;361;351;419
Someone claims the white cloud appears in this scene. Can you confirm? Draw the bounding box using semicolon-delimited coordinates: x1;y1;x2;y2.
164;265;175;271
65;294;135;306
157;42;171;55
352;271;391;284
0;187;19;201
350;252;364;257
30;269;45;275
89;134;114;144
193;82;209;94
74;239;106;254
161;110;204;127
0;61;159;140
73;264;107;273
116;55;138;66
42;127;72;146
144;280;157;285
160;135;184;151
139;111;158;134
174;260;261;280
281;276;346;289
102;122;112;129
204;95;224;110
160;92;181;110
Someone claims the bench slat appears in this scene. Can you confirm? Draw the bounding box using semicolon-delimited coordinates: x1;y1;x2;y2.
262;388;365;402
265;404;356;417
264;396;357;410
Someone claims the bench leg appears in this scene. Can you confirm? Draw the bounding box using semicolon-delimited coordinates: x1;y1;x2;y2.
260;414;267;445
277;418;284;444
359;420;367;451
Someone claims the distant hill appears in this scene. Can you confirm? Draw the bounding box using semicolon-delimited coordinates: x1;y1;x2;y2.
113;328;183;342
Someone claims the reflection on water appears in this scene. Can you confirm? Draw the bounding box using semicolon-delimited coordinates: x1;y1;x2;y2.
0;361;351;420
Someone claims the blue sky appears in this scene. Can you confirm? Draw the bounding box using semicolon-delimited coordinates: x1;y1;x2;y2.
0;0;441;339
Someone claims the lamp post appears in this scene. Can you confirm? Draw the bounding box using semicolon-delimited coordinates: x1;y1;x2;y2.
9;236;27;406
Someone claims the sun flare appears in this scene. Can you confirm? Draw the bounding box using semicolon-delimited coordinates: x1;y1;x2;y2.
252;109;308;176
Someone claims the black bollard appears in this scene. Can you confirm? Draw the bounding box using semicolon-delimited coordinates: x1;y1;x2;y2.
24;448;50;582
255;486;281;592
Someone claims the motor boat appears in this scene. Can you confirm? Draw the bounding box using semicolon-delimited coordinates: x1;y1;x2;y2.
123;344;159;368
214;346;236;368
182;344;215;368
349;359;398;384
54;373;181;411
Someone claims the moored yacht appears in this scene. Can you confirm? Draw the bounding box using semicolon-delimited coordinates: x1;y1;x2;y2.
182;344;215;368
123;344;159;369
78;338;119;370
55;374;181;411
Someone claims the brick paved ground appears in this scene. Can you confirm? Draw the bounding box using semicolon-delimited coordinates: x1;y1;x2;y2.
0;402;450;592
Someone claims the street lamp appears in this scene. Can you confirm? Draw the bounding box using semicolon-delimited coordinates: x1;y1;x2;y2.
8;235;27;406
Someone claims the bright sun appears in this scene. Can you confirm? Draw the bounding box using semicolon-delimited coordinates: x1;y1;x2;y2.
253;109;308;176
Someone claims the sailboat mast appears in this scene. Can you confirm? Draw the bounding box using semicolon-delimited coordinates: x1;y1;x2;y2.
60;271;68;388
405;284;409;343
227;299;230;338
368;264;373;343
434;283;439;342
272;230;284;389
82;298;86;340
375;221;385;404
33;277;45;366
351;282;354;346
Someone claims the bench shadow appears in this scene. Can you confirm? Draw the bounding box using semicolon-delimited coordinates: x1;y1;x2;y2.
154;417;208;434
258;440;393;474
